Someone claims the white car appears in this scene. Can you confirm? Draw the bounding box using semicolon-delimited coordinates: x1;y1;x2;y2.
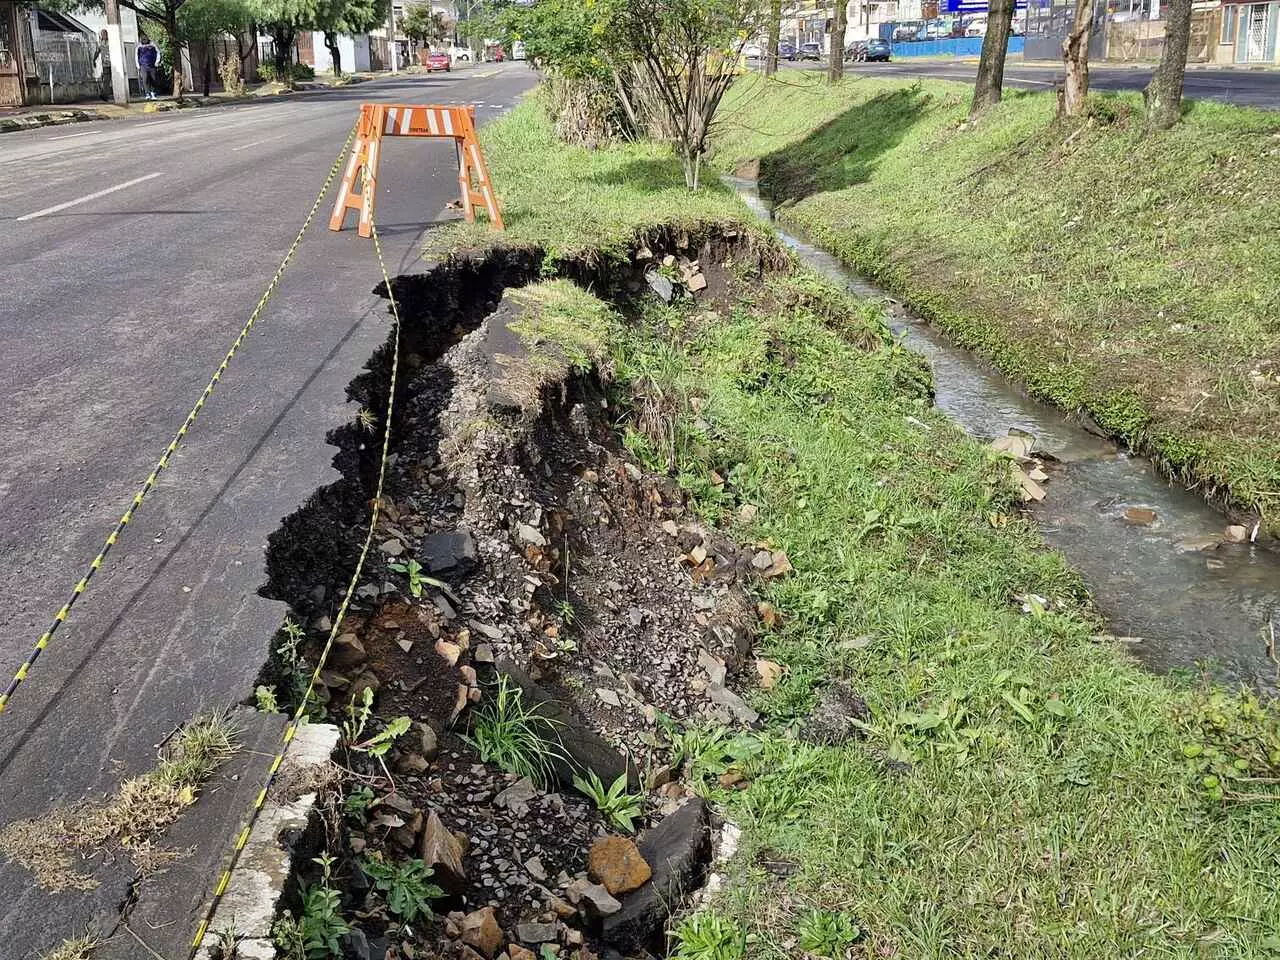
743;42;764;59
448;46;473;61
965;17;987;36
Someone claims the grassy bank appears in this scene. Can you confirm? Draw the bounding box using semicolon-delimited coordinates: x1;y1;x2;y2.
434;101;1280;957
713;73;1280;531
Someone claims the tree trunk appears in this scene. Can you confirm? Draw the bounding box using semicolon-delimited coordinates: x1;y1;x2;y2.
970;0;1015;115
164;10;183;100
272;25;292;80
325;30;341;75
202;46;210;96
1059;0;1093;116
1144;0;1192;128
765;0;781;77
827;0;846;82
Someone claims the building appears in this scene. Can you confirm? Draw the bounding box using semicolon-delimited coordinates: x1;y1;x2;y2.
0;3;107;106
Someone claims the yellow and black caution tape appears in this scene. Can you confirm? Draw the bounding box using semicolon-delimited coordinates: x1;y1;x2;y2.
190;169;405;956
0;121;360;719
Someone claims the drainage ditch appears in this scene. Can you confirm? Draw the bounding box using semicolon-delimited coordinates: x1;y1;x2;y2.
238;229;791;960
728;178;1280;697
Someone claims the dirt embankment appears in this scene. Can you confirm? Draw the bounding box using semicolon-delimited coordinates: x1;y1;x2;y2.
248;227;808;960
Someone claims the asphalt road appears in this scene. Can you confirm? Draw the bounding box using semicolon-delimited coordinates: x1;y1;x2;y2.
0;64;535;960
787;58;1280;108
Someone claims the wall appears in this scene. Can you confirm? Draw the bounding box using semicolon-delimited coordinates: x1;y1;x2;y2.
891;35;1026;55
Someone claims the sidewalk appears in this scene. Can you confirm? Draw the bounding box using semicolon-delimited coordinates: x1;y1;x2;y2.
0;71;382;134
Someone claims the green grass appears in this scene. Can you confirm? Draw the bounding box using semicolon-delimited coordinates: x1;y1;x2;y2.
426;96;765;267
612;273;1280;957
714;72;1280;530
424;100;1280;957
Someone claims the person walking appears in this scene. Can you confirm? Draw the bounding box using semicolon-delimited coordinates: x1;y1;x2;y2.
137;35;160;100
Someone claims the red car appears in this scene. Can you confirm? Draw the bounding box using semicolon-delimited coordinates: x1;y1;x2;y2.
423;51;451;72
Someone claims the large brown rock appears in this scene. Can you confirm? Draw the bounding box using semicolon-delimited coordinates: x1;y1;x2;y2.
588;835;651;896
460;907;503;959
419;809;466;892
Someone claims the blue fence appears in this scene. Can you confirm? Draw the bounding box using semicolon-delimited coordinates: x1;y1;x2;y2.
891;36;1025;57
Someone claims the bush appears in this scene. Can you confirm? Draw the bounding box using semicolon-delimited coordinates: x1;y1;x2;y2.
257;62;314;84
218;55;244;96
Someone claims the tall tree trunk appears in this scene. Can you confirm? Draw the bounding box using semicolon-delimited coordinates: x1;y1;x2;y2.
970;0;1015;114
164;10;183;99
1059;0;1093;116
202;45;211;96
272;25;292;79
827;0;846;82
1144;0;1192;128
325;30;341;75
764;0;781;77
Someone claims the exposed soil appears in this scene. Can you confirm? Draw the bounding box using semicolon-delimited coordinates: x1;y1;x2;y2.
254;229;786;960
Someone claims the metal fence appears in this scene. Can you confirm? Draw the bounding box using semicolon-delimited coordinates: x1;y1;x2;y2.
25;8;101;104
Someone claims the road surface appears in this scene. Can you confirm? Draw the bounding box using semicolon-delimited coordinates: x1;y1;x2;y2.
788;58;1280;108
0;64;535;960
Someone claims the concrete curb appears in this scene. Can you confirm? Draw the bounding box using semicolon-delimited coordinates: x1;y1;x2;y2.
193;721;341;960
0;108;101;133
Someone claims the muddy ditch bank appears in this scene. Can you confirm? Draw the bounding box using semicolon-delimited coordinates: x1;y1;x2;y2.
241;228;800;960
727;177;1280;697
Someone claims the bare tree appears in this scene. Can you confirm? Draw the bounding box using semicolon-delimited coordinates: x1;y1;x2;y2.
608;0;767;189
970;0;1016;115
1144;0;1192;127
764;0;781;77
827;0;846;82
1059;0;1094;116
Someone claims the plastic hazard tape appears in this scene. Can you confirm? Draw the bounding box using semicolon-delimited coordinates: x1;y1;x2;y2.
0;120;359;719
190;166;406;956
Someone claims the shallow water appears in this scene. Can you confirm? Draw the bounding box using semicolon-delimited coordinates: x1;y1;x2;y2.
729;177;1279;694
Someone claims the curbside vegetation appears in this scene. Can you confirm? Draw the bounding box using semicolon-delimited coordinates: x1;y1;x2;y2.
417;98;1280;956
713;72;1280;535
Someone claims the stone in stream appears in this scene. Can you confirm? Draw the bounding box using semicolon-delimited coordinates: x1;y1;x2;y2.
1124;507;1158;526
1224;524;1249;543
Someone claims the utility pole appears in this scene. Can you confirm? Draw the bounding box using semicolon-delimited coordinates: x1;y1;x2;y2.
388;0;399;72
103;0;129;104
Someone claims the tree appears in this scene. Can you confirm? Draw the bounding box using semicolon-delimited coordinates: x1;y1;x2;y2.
827;0;846;82
764;0;780;77
1144;0;1192;128
402;3;448;49
605;0;769;189
315;0;382;74
1059;0;1093;116
969;0;1015;114
246;0;310;77
178;0;249;94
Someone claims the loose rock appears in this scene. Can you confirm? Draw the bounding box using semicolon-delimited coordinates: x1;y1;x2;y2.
588;836;652;896
420;810;467;891
460;907;503;959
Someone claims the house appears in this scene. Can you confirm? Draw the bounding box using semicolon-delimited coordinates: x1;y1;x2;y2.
0;3;106;106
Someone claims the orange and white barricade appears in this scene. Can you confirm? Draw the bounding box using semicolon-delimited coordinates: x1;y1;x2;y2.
329;102;504;238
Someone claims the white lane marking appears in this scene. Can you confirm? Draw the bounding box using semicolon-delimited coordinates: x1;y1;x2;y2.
15;172;163;222
48;130;99;141
231;134;287;151
137;120;170;128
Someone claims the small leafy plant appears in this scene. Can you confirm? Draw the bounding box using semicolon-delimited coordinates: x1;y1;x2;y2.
573;770;643;832
670;911;747;960
273;855;350;960
464;675;568;788
360;856;443;924
796;908;860;958
255;684;280;714
344;785;375;821
387;558;446;600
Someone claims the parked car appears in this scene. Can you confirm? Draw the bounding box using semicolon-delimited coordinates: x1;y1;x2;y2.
798;41;822;60
449;46;473;61
743;41;764;59
779;40;797;60
965;16;988;36
861;37;892;61
424;50;451;72
845;39;868;60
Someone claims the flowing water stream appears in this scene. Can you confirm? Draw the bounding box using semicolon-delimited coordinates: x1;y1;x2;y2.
729;177;1279;695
